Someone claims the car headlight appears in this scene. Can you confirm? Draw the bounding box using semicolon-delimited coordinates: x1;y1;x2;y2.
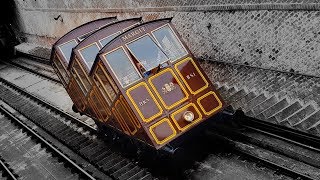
183;111;194;122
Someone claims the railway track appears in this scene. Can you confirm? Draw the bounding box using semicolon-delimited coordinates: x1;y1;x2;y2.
2;57;60;84
0;105;97;179
0;157;17;180
0;77;156;180
205;112;320;180
3;54;320;179
16;51;51;65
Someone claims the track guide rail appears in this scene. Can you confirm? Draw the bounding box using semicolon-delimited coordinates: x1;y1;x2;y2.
0;105;96;180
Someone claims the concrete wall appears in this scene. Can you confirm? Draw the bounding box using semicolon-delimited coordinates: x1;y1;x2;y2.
14;0;320;76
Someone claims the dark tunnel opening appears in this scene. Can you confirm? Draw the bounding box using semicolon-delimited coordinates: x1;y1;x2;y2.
0;0;21;57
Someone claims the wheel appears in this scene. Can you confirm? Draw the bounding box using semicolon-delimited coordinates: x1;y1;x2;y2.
72;104;79;113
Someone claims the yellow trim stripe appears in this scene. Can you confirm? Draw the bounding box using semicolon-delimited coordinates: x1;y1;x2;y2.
170;103;203;131
126;82;163;123
174;57;208;95
149;118;176;145
197;91;223;116
148;68;189;110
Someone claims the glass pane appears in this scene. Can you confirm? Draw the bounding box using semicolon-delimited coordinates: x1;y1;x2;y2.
79;43;100;69
104;48;141;87
100;31;121;47
127;35;168;71
73;60;91;94
53;53;69;84
72;69;86;94
58;40;78;62
94;76;112;106
96;66;117;101
152;25;187;62
91;93;109;120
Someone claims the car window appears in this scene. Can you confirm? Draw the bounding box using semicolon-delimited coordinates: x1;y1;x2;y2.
152;25;187;62
127;35;168;71
104;47;141;87
58;39;78;62
79;43;100;69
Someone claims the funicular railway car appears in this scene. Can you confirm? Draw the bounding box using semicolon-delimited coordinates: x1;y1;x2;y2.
86;18;225;150
50;17;117;87
67;18;142;115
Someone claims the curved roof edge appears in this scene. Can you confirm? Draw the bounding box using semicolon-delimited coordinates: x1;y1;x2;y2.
53;16;117;47
73;17;142;51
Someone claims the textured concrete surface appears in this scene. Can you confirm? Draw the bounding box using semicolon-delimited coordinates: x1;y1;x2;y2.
12;1;320;76
187;153;292;180
0;63;95;126
200;60;320;136
15;43;51;59
0;112;78;179
11;57;57;78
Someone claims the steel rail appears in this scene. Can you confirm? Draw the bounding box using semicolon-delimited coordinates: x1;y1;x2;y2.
236;113;320;153
2;60;61;84
206;130;317;180
0;77;155;180
0;77;96;133
16;51;50;65
0;105;96;180
0;158;18;180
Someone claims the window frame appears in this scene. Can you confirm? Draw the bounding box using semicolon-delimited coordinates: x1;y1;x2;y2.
125;33;169;72
98;63;119;94
71;58;92;95
52;52;69;85
102;46;142;88
71;68;87;94
57;39;78;63
93;65;118;105
151;24;188;62
78;42;101;69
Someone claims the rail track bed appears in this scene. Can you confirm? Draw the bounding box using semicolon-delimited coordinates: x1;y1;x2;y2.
0;104;98;179
3;56;60;83
0;156;17;180
2;55;320;179
201;112;320;180
0;77;156;180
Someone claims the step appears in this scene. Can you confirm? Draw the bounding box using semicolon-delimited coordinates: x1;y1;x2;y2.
274;101;303;123
232;91;257;110
307;125;320;137
286;104;316;126
224;86;237;100
265;77;286;93
219;86;232;100
227;88;248;105
294;110;320;130
244;93;268;113
251;95;278;116
257;98;289;120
